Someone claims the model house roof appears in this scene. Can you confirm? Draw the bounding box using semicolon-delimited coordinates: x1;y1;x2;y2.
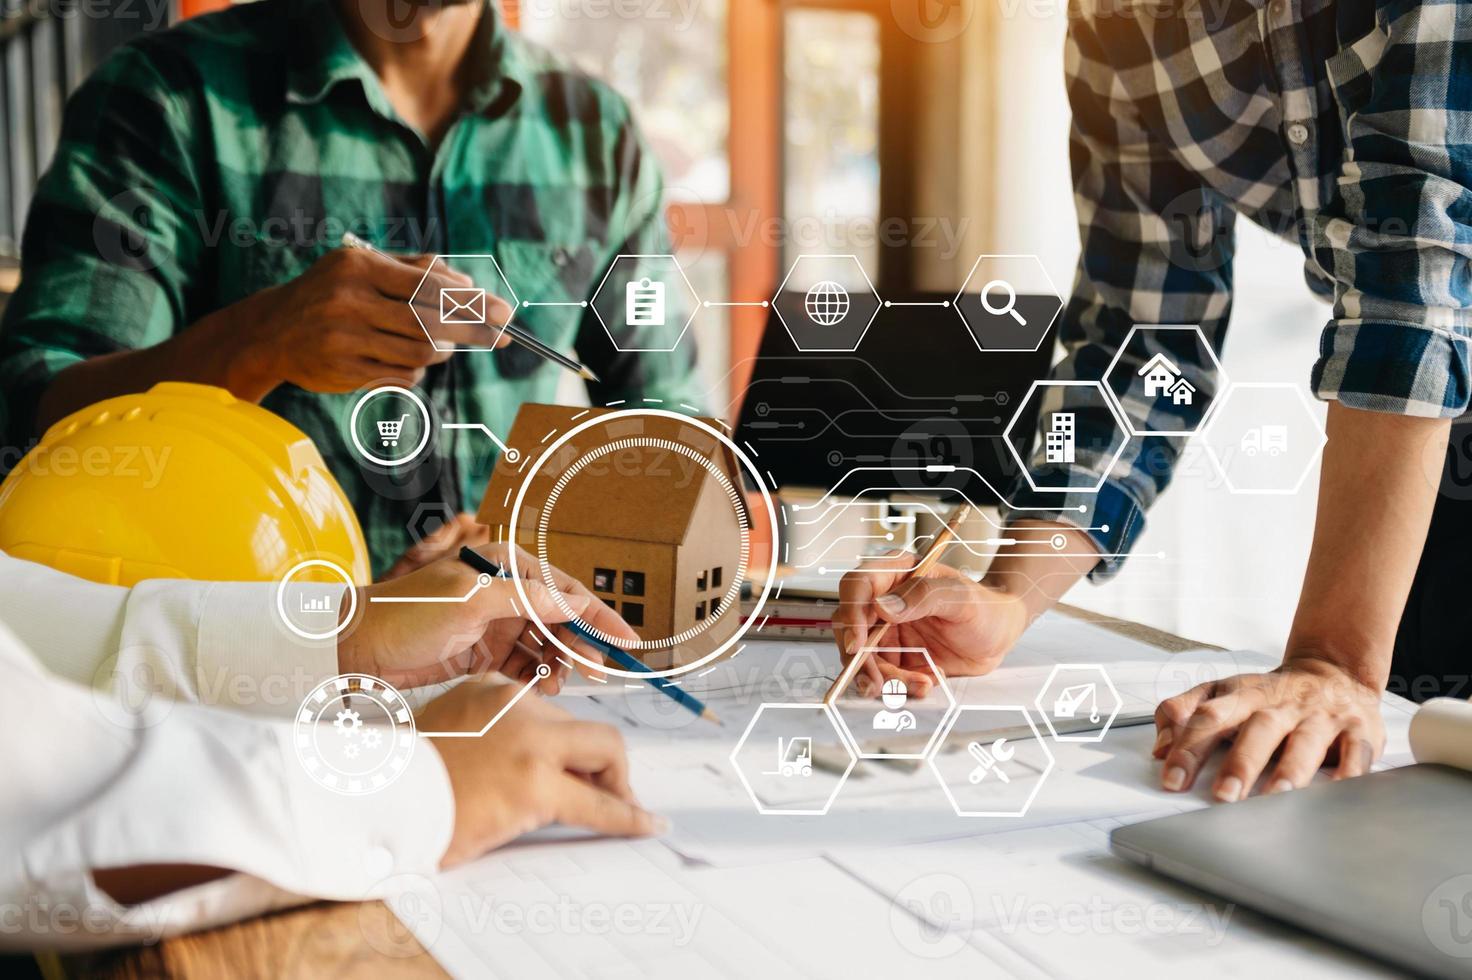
1137;352;1182;377
1169;377;1196;392
478;404;746;547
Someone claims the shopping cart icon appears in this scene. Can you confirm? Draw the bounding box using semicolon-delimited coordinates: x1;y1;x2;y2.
377;414;411;448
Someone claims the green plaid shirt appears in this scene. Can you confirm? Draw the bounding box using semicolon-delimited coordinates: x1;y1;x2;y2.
0;0;701;576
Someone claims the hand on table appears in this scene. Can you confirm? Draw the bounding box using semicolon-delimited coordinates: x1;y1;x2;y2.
1153;657;1386;802
422;680;666;868
237;247;512;393
339;543;639;694
831;552;1030;698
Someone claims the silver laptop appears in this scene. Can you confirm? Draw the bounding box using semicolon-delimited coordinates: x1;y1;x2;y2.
1111;764;1472;979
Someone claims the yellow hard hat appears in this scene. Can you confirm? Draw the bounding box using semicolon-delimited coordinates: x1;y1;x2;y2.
0;382;370;587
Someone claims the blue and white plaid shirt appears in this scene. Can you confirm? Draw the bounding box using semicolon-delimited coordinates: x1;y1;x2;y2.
1016;0;1472;576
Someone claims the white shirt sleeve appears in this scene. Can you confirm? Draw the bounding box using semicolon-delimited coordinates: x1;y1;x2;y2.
0;553;341;718
0;557;456;951
0;620;454;951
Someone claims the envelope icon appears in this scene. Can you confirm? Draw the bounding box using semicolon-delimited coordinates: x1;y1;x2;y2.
440;287;486;325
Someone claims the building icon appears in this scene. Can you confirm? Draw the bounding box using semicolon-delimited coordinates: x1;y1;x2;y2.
1045;412;1076;464
1167;376;1196;406
1138;352;1183;399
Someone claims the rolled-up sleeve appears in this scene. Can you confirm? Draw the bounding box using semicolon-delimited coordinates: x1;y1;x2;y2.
1310;0;1472;416
0;45;203;444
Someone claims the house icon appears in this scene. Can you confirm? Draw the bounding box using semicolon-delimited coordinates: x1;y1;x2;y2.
1137;352;1183;398
477;404;749;671
1167;376;1196;406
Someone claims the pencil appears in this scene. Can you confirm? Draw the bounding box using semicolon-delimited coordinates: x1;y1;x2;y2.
457;547;721;726
822;502;974;705
340;232;601;383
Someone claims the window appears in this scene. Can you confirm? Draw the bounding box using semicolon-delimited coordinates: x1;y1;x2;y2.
519;2;730;202
696;570;707;591
710;566;724;590
695;601;707;621
592;568;616;593
781;8;880;273
622;602;645;627
621;571;646;597
709;594;721;615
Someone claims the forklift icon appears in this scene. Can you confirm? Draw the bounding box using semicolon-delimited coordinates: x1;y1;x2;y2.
764;737;813;778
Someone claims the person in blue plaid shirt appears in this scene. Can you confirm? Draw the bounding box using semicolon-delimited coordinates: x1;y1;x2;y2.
837;0;1471;804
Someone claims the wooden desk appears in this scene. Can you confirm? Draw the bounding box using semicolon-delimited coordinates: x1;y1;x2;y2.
65;607;1210;979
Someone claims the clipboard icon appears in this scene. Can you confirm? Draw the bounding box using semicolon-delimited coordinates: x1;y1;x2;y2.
626;277;666;327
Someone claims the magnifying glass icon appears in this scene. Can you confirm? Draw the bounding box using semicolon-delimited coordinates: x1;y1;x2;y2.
981;279;1027;326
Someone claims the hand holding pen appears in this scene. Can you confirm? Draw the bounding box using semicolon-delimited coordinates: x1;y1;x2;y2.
341;232;600;382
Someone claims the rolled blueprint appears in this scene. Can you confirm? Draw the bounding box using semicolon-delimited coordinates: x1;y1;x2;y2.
1410;697;1472;770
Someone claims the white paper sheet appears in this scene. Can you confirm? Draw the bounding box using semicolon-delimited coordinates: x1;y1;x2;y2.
393;612;1415;978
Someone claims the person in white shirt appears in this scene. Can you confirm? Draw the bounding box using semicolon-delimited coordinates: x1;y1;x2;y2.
0;546;662;952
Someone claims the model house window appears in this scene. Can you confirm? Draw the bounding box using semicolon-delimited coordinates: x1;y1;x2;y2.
695;601;707;621
710;567;724;590
593;568;616;593
622;571;646;597
623;602;645;627
696;571;708;591
710;595;722;615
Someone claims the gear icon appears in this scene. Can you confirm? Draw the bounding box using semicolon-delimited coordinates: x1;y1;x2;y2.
343;742;361;759
360;728;383;751
333;708;363;737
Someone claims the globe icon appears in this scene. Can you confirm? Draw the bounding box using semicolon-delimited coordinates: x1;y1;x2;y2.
804;280;851;326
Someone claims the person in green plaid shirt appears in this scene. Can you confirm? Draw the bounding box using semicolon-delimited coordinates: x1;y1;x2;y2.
0;0;703;578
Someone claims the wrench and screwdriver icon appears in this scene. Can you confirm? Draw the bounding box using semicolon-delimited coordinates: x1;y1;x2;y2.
966;738;1016;784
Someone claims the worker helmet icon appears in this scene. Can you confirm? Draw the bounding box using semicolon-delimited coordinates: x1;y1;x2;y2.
872;679;917;732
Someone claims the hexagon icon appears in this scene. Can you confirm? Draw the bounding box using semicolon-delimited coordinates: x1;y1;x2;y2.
953;254;1063;352
1202;382;1327;495
407;502;457;547
408;254;520;352
927;705;1055;818
830;648;956;760
589;254;699;352
1102;324;1228;437
772;254;882;352
1004;380;1130;494
730;703;856;816
1034;664;1122;743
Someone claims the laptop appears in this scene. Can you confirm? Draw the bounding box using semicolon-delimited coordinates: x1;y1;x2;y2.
733;291;1059;504
1111;764;1472;978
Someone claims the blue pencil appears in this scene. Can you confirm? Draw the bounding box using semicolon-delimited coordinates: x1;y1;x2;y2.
458;547;722;726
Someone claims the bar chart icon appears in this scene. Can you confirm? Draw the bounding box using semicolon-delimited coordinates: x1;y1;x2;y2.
300;594;335;614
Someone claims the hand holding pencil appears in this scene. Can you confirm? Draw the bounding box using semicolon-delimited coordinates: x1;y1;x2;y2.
828;504;1031;701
